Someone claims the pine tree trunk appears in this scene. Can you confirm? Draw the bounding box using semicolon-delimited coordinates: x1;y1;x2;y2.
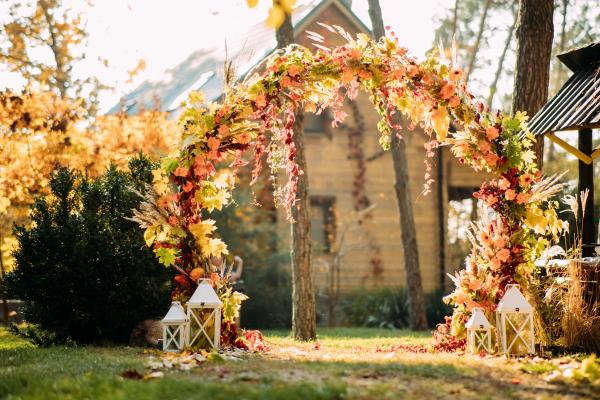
276;4;317;341
391;133;428;330
451;0;459;38
487;4;517;107
465;0;492;84
511;0;554;171
547;0;569;163
368;0;428;330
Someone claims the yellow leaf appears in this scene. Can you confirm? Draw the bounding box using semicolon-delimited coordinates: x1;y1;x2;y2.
521;150;536;165
208;238;229;258
266;5;285;28
152;169;169;195
144;225;159;247
431;106;449;141
189;219;216;241
246;0;259;7
280;0;296;14
0;197;10;214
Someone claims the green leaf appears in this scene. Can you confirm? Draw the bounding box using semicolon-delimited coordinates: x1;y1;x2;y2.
202;115;215;132
160;157;179;175
503;116;521;132
155;247;177;267
206;352;224;362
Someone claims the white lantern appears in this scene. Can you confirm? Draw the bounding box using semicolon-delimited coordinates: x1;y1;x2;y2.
186;279;223;350
496;284;535;355
465;307;493;354
161;301;188;352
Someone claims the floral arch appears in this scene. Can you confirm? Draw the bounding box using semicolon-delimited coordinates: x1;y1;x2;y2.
136;27;565;338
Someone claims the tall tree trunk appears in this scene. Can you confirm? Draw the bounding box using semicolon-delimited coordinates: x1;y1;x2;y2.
555;0;569;90
368;0;428;330
451;0;459;39
275;3;316;341
487;4;517;107
511;0;554;171
547;0;569;163
464;0;492;84
390;133;428;330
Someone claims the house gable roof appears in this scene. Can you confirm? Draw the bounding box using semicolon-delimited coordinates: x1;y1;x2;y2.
108;0;370;116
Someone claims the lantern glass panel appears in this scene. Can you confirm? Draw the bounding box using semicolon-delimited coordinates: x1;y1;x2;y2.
502;312;533;354
468;329;492;353
187;306;221;349
163;324;186;351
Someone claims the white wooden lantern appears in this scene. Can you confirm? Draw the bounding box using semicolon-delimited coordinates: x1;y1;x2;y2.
465;307;493;354
186;279;223;350
161;301;188;352
496;284;535;355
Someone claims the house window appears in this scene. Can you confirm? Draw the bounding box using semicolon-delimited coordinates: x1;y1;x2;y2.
304;110;331;137
310;196;336;253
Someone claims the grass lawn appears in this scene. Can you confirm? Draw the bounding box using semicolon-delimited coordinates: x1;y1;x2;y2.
0;327;594;399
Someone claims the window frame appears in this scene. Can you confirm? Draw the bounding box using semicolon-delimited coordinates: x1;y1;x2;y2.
310;195;336;253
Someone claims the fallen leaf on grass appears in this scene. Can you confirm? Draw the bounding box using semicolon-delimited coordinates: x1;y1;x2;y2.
144;371;164;380
241;330;270;352
120;370;143;380
207;352;224;362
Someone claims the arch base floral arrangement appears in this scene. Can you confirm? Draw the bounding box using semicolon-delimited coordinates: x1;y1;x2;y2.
132;27;565;347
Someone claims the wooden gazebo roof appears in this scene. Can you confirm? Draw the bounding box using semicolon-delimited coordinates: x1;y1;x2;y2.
528;42;600;164
528;41;599;256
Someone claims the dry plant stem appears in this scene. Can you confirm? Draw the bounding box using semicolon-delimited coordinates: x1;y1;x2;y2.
562;260;600;352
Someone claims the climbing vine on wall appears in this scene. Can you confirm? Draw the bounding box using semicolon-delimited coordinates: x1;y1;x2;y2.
345;100;384;278
133;26;566;339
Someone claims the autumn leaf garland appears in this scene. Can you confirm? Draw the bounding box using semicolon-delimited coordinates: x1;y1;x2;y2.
138;28;566;339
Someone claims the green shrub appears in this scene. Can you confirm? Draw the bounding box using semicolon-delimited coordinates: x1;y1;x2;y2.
339;287;452;329
7;323;75;347
425;289;453;328
6;154;173;344
339;287;409;329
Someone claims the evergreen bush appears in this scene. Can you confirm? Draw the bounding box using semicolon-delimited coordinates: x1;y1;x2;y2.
6;154;173;344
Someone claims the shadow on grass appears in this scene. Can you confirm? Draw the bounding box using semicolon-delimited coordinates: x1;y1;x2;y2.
0;328;593;400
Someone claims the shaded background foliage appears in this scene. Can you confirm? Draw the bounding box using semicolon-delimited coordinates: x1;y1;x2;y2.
339;287;451;330
6;154;173;343
209;170;293;329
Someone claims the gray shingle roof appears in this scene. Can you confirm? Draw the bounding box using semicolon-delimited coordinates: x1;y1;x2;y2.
108;0;364;117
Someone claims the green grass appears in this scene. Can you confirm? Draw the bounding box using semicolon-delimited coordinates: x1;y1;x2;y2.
0;327;592;399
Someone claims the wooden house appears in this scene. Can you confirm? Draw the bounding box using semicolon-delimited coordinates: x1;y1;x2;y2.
111;0;485;295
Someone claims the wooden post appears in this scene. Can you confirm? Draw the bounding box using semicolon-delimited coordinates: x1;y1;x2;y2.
578;128;595;257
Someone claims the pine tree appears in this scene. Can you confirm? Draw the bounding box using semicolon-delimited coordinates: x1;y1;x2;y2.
274;0;316;340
